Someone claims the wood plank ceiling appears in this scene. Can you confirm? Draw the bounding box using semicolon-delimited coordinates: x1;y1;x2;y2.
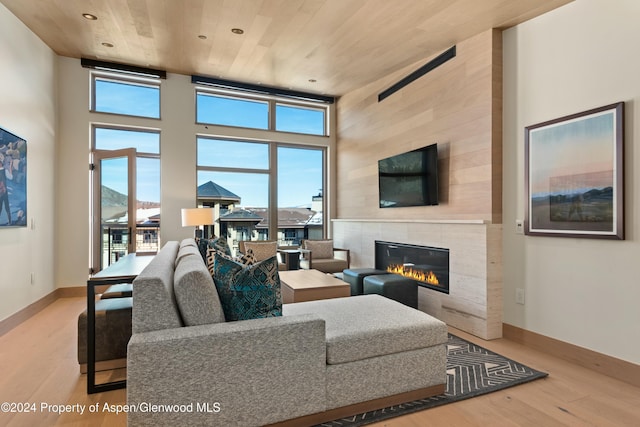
0;0;572;96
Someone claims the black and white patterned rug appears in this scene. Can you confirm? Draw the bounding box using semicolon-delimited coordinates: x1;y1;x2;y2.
318;334;548;427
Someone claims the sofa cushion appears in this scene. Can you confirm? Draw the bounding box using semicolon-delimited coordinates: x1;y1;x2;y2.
180;238;198;248
213;253;283;321
174;253;226;325
283;294;447;365
304;239;334;259
132;241;183;334
175;244;201;267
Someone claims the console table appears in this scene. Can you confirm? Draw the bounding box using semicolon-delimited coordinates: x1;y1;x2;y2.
86;253;154;394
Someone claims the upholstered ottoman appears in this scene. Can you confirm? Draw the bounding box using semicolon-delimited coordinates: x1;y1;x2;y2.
343;268;386;296
363;274;418;308
77;297;132;372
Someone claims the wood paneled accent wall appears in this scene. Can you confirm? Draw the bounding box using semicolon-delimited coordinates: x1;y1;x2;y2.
336;29;502;223
334;29;503;339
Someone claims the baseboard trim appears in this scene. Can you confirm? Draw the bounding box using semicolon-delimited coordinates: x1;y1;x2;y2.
57;286;87;298
503;323;640;388
0;286;86;337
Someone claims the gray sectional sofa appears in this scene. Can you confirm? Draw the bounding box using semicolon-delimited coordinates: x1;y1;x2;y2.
127;239;448;427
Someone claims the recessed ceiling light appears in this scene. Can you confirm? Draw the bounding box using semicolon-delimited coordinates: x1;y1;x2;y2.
198;35;207;40
82;13;97;20
101;42;114;48
231;28;244;35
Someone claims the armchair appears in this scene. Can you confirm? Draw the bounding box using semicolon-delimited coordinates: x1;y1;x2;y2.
300;239;350;274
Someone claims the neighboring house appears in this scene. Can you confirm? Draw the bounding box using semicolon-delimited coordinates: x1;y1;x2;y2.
198;180;324;251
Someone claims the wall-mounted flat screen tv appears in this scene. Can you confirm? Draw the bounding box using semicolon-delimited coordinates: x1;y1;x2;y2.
378;143;438;208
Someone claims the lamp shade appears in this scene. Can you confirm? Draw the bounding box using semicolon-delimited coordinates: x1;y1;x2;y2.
181;208;215;227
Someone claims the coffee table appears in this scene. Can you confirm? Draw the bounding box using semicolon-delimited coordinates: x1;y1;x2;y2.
279;269;350;303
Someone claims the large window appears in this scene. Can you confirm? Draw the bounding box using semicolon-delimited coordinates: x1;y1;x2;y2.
196;137;324;253
92;74;161;119
195;88;330;252
277;146;325;244
197;138;270;253
196;89;328;136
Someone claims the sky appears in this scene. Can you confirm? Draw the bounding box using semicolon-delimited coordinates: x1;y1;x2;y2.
198;145;323;207
97;81;324;208
529;110;616;197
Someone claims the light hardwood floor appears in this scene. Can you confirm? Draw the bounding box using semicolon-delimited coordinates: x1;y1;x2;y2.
1;297;638;427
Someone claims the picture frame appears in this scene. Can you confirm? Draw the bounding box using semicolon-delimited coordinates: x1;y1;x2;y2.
525;102;624;239
0;127;27;228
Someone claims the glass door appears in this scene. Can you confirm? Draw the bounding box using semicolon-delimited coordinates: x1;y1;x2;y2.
91;148;136;272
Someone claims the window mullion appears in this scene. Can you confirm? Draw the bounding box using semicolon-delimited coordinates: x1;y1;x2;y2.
269;143;278;242
269;99;276;131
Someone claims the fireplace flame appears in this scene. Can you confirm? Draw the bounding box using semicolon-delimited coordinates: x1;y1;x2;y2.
387;264;439;285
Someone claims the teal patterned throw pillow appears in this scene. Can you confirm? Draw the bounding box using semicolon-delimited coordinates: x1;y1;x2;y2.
206;247;256;276
213;253;283;321
197;237;232;262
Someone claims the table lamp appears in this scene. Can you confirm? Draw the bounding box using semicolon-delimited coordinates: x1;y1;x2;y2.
181;208;215;238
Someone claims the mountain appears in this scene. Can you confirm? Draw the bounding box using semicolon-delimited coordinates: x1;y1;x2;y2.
101;185;160;208
101;185;127;206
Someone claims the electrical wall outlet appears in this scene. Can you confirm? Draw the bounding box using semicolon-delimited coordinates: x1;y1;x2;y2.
515;288;525;305
515;219;524;234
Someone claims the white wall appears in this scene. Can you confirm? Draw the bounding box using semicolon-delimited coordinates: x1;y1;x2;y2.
0;4;57;321
503;0;640;364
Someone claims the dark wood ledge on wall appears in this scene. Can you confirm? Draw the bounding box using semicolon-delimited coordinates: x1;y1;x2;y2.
503;323;640;388
264;384;445;427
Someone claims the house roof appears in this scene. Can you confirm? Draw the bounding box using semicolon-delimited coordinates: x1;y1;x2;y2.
248;208;320;229
218;208;263;223
216;207;321;228
197;181;241;203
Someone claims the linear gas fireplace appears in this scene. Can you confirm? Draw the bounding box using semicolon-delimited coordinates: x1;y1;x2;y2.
375;241;450;294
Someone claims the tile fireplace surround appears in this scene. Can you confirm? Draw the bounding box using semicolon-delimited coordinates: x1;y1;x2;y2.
332;219;502;340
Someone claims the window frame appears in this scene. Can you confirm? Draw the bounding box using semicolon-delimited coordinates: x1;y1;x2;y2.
274;101;327;136
90;71;162;119
195;87;329;136
91;124;162;260
195;91;270;130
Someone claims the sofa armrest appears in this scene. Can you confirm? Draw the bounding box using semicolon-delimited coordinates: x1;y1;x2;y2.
127;314;326;427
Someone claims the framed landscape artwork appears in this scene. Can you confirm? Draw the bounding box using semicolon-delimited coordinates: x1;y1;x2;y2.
525;102;624;239
0;127;27;228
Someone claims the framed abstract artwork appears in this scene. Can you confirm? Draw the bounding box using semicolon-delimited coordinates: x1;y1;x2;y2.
525;102;624;239
0;127;27;228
